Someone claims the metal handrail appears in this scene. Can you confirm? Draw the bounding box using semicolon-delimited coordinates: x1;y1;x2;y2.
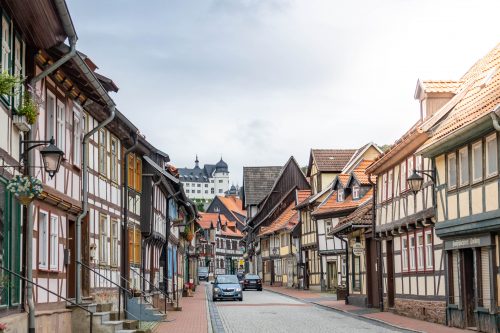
76;260;134;320
124;269;170;314
0;265;94;333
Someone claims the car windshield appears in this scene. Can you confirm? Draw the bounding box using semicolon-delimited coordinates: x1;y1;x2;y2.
216;275;239;284
245;274;260;279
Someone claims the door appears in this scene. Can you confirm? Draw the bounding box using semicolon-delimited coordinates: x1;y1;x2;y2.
366;238;380;308
304;251;310;290
462;249;476;328
327;261;337;290
386;239;395;308
67;220;76;298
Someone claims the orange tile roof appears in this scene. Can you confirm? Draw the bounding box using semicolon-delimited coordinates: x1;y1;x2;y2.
297;189;311;205
331;200;373;235
420;43;500;149
221;226;243;237
312;188;373;217
217;195;246;217
258;202;299;236
337;174;350;187
419;80;461;94
197;212;230;230
351;160;375;185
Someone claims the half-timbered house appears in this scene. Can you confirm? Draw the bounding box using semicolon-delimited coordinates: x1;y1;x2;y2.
417;43;500;333
207;195;246;231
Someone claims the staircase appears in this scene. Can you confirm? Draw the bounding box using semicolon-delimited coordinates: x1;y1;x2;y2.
126;294;168;322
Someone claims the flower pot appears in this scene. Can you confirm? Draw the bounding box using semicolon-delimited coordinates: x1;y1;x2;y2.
12;115;31;132
15;193;34;205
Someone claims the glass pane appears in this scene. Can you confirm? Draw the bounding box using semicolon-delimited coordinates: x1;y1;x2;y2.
487;138;497;175
473;145;482;180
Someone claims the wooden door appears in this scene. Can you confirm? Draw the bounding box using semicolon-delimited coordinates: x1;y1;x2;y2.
327;261;337;290
67;220;76;298
366;238;380;308
386;239;395;308
304;251;310;289
462;249;476;328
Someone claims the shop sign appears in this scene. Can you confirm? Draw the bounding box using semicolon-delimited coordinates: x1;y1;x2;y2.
444;234;492;250
352;242;364;256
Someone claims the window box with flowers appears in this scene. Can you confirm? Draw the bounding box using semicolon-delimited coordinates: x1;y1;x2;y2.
6;175;43;205
13;92;38;132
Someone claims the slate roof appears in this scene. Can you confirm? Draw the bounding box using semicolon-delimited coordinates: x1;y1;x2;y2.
178;165;213;183
242;166;283;206
420;43;500;150
309;149;357;176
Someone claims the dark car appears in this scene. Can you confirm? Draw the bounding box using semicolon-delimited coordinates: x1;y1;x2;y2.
212;275;243;302
242;274;262;291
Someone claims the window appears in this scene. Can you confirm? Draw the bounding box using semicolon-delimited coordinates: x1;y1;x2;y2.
135;157;142;191
407;157;414;179
134;229;141;264
401;237;408;271
110;220;118;266
459;147;469;186
98;129;107;175
401;161;407;191
186;183;190;187
110;137;118;182
341;257;346;277
387;170;393;199
352;186;360;199
486;133;497;177
99;215;108;265
197;183;201;187
204;184;208;188
211;188;214;194
218;180;223;183
56;100;65;151
325;219;333;236
13;36;24;108
472;141;482;182
425;231;433;269
447;153;457;189
38;212;49;269
204;190;208;194
409;235;416;270
73;109;81;166
218;189;223;193
46;92;56;139
50;216;58;270
337;189;344;202
1;16;11;78
353;256;361;291
417;234;424;270
381;173;387;201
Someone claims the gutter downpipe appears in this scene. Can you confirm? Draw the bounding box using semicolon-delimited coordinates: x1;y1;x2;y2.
489;105;500;131
121;132;139;314
368;174;383;311
76;104;115;304
26;3;77;330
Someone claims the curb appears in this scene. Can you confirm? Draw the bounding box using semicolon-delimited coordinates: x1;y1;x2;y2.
264;288;422;333
204;285;214;333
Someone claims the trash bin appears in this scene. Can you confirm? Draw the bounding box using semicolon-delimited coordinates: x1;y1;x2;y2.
336;286;347;300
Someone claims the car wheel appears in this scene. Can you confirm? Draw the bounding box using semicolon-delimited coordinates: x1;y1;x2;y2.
212;297;217;302
239;297;243;301
258;288;262;291
242;287;245;291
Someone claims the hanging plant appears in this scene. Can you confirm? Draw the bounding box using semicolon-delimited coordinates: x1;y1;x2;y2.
6;175;43;205
17;91;39;125
0;71;23;96
183;226;194;242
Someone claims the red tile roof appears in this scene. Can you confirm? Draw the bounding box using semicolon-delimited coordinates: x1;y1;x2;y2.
309;149;357;175
331;200;373;235
258;202;299;236
217;195;246;217
312;188;373;217
420;43;500;149
419;80;461;94
351;160;375;185
296;189;311;206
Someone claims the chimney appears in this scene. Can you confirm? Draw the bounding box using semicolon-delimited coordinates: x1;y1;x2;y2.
414;79;459;120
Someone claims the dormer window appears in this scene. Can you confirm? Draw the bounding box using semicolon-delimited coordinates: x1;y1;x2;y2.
352;186;360;199
337;189;344;202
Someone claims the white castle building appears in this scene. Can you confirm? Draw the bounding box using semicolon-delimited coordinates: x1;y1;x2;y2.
179;156;230;201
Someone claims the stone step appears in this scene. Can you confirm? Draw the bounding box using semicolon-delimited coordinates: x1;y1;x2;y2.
101;320;124;330
123;320;139;330
96;302;114;312
115;330;137;333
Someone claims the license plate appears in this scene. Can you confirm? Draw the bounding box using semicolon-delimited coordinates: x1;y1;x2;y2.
250;281;256;284
223;292;233;296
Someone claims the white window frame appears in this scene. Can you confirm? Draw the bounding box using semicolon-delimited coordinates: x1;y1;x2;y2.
417;233;424;270
56;99;66;151
387;170;393;199
50;215;59;270
38;211;49;269
352;186;360;200
401;161;407;191
337;188;344;202
472;141;483;183
381;173;387;201
401;237;408;271
110;136;118;182
409;235;416;271
485;133;498;177
111;219;119;267
459;147;469;186
99;214;108;265
425;230;433;269
1;16;11;75
13;36;24;109
407;157;414;180
98;129;107;176
447;153;457;189
73;105;82;166
46;91;56;140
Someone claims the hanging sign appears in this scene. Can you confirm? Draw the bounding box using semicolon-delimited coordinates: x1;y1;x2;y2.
352;242;364;256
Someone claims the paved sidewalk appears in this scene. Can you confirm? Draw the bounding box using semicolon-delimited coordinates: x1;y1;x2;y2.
154;284;209;333
264;286;468;333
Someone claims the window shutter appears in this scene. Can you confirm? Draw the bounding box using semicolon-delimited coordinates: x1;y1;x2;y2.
481;248;491;309
452;251;459;305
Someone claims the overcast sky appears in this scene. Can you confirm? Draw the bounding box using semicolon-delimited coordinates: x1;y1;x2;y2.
67;0;499;184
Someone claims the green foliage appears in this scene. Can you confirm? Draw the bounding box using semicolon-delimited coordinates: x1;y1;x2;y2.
0;71;23;96
378;144;393;152
17;92;38;125
196;202;205;212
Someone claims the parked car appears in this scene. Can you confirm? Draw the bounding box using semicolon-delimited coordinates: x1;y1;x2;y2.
212;275;243;302
198;266;209;281
242;274;262;291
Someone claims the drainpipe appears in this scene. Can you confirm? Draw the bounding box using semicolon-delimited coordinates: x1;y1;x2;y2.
369;174;383;311
121;132;138;311
25;4;77;331
489;105;500;131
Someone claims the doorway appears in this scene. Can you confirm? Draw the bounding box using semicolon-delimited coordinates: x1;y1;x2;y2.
366;238;380;308
304;251;310;290
461;249;476;329
327;261;337;290
386;239;395;308
68;220;76;299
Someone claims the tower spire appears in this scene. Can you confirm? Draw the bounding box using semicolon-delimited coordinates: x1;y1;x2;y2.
195;154;199;168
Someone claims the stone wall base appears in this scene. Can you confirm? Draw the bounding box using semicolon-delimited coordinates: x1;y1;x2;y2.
92;289;120;312
0;312;27;333
36;308;72;333
384;297;446;325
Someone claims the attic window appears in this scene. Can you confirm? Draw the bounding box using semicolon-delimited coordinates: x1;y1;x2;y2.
480;67;496;88
353;186;360;199
337;189;344;202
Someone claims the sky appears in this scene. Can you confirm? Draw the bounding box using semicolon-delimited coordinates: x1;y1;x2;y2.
67;0;499;184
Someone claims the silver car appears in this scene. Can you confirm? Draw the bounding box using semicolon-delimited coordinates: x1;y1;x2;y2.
212;275;243;302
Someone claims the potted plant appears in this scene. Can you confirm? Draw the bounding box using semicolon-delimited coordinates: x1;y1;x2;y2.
0;323;7;333
0;70;22;96
183;226;194;242
13;92;38;132
6;175;43;205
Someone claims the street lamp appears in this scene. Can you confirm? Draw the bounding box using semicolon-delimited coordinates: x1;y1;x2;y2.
407;169;435;195
22;137;64;178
